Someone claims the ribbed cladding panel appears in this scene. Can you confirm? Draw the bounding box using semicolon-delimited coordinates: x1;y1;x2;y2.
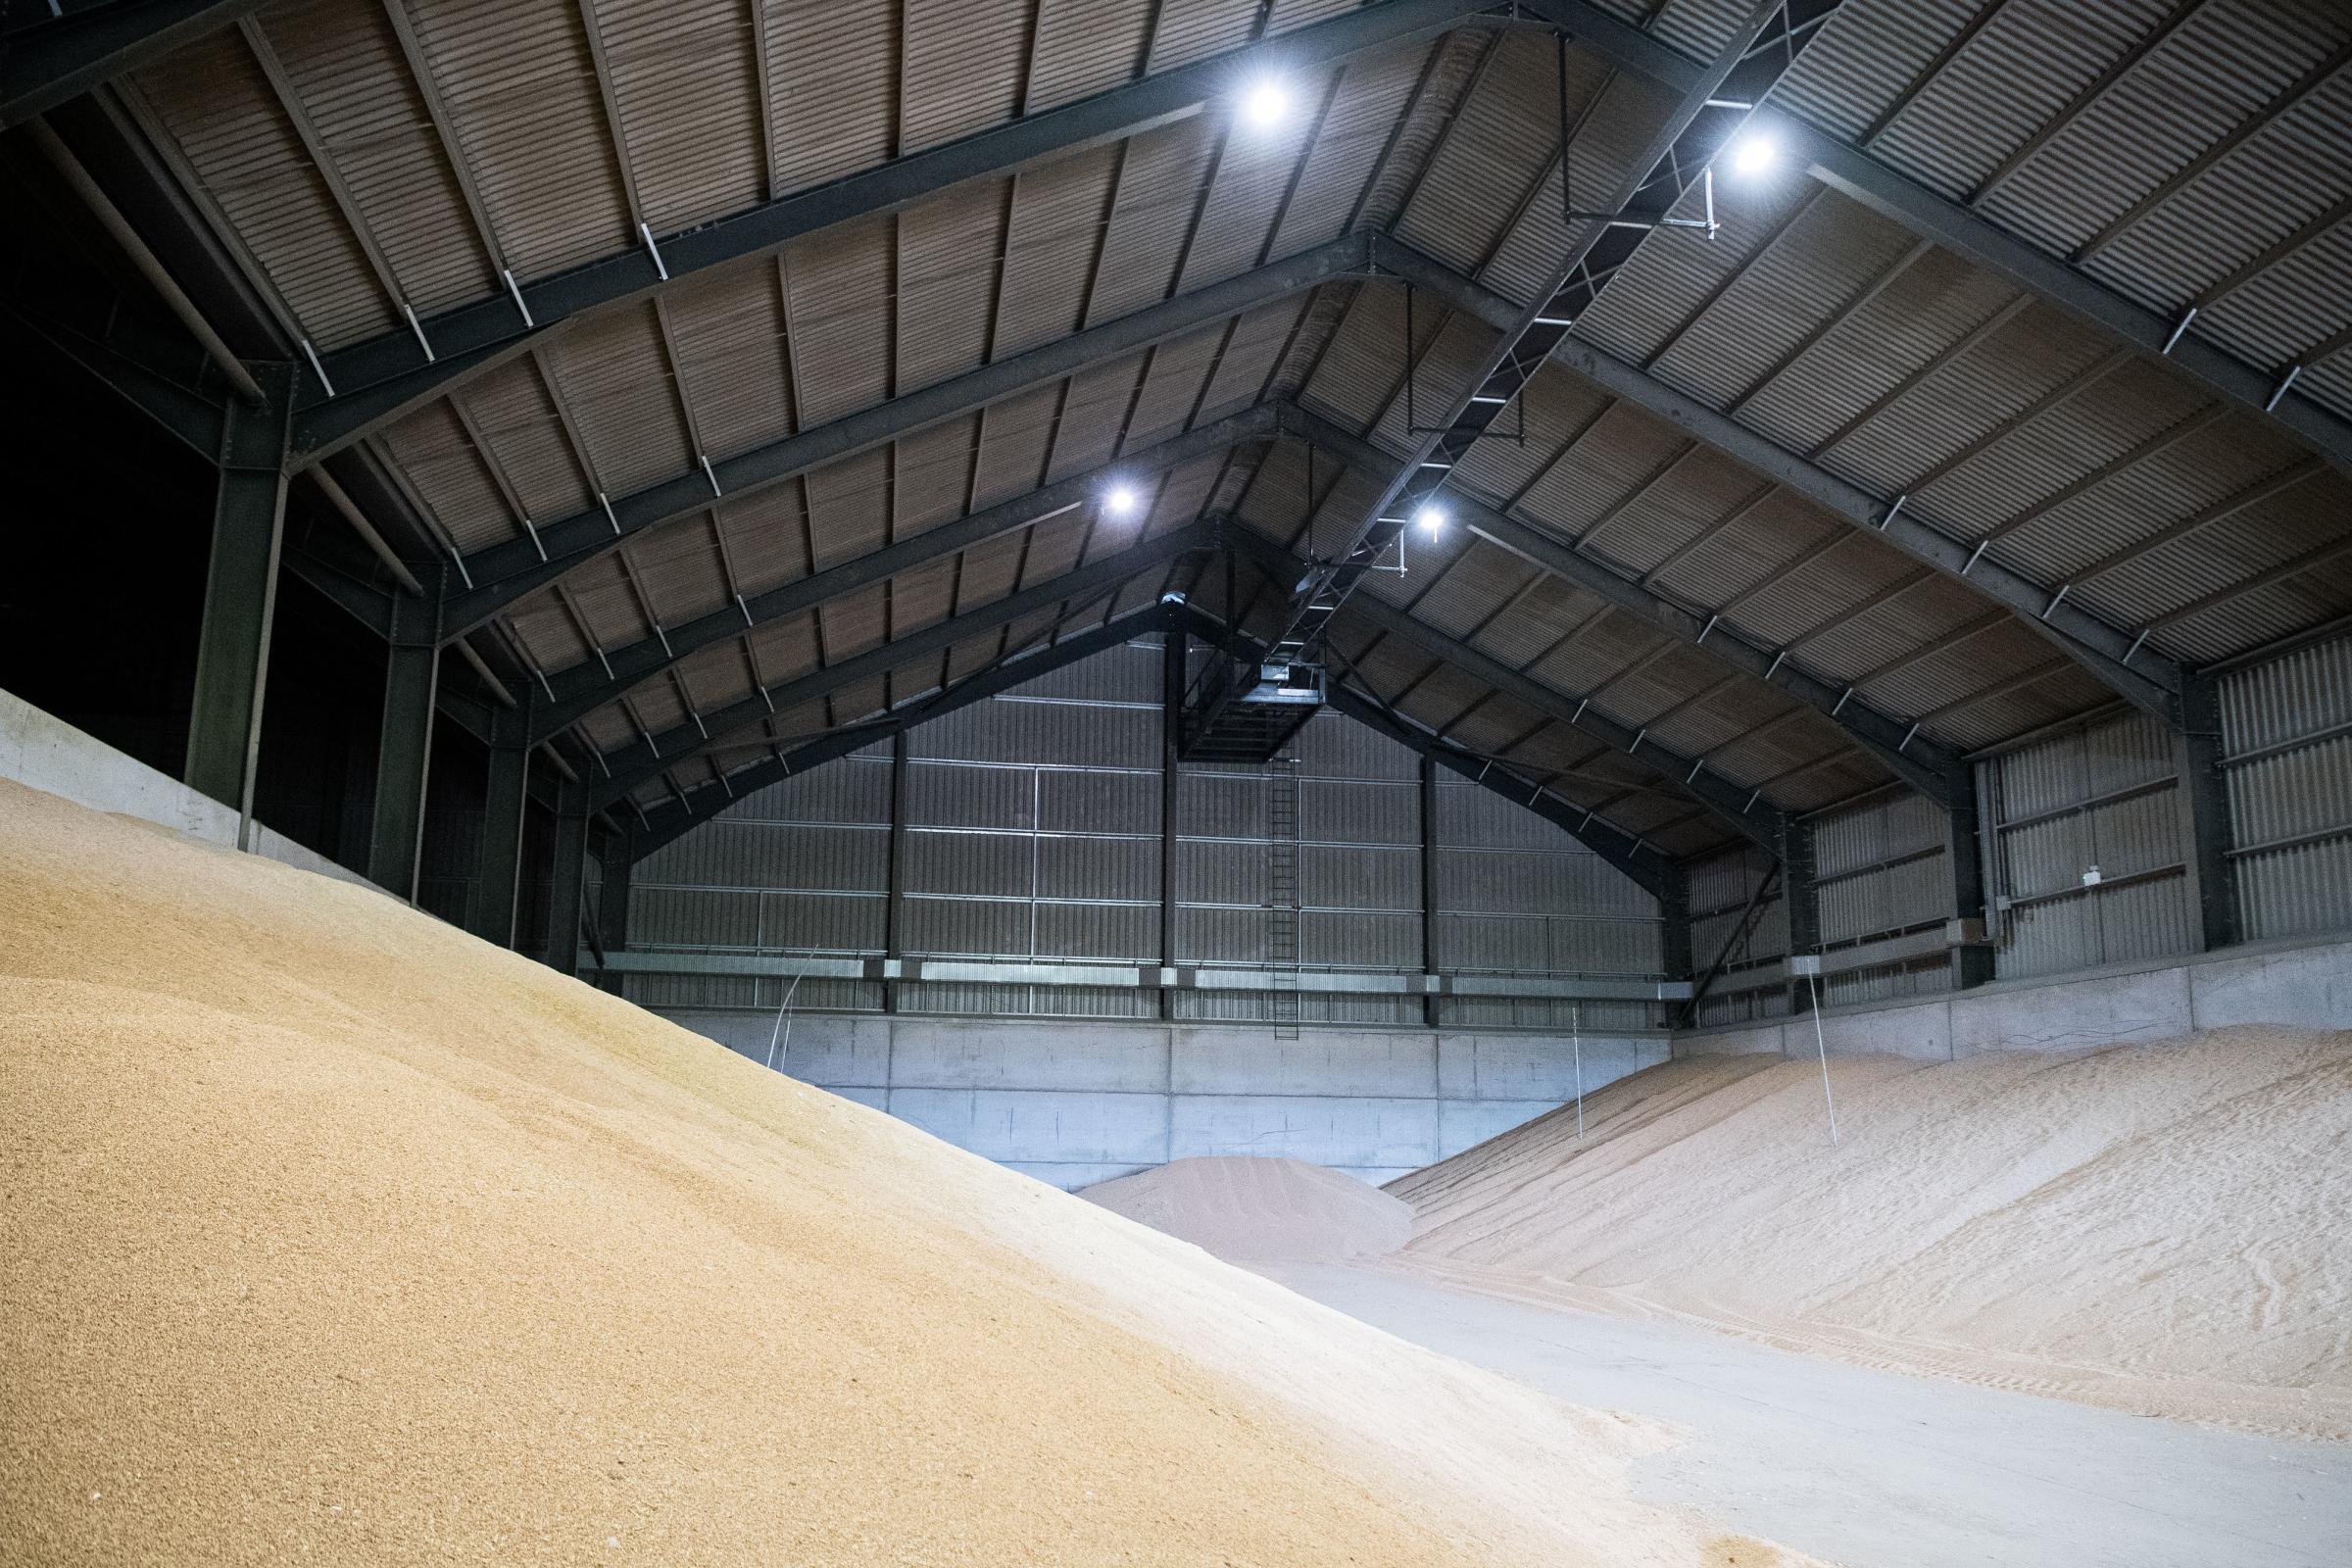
1267;39;1432;257
993;152;1116;359
782;216;894;425
1174;68;1337;295
1863;0;2179;203
1027;0;1155;113
663;264;794;461
899;0;1027;153
546;303;697;496
406;0;634;277
760;0;893;192
378;403;521;553
466;358;594;522
263;0;492;315
898;181;1005;393
1769;0;1981;138
1144;0;1257;72
2207;212;2352;425
2223;628;2352;941
1394;30;1589;282
1973;0;2334;263
596;0;760;232
127;33;393;347
1823;956;1953;1009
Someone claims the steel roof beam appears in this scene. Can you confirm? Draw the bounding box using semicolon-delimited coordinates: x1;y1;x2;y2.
1747;106;2352;477
1226;529;1784;851
629;607;1173;859
1549;332;2183;723
417;233;1375;634
521;407;1276;746
588;520;1219;808
285;0;1505;439
1172;603;1679;903
0;0;262;127
1274;402;1965;805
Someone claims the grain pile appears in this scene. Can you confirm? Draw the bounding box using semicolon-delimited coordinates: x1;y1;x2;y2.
0;779;1806;1567
1390;1042;2352;1439
1082;1155;1413;1263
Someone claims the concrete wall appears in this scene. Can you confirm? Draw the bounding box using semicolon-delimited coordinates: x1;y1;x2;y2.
658;1007;1668;1188
1;686;382;895
1676;933;2352;1061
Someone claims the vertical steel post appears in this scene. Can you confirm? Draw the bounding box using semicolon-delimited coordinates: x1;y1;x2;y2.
2176;671;2243;951
470;711;531;945
544;778;589;973
1947;765;1997;988
183;361;293;837
1657;859;1693;994
1783;821;1822;1016
1160;626;1184;1020
597;828;634;993
1418;756;1441;1028
366;643;440;898
884;730;908;1013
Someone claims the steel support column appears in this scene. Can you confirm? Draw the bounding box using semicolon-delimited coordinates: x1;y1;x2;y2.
1658;863;1693;989
2176;673;2243;952
183;361;293;833
1160;626;1185;1021
366;643;439;899
1418;757;1442;1028
1948;771;1996;989
596;828;634;993
470;715;531;945
884;731;910;1014
544;780;590;974
1783;821;1822;1016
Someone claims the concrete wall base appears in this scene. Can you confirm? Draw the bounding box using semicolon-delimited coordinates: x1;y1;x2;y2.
658;1008;1668;1188
2;687;384;895
1676;934;2352;1061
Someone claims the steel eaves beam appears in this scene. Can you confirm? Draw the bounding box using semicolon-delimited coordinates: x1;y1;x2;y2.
431;235;1374;634
1170;603;1679;903
630;608;1173;858
1548;335;2185;724
287;0;1497;434
0;0;263;127
1274;401;1966;805
524;407;1277;744
589;521;1217;808
1752;106;2352;478
1226;530;1784;850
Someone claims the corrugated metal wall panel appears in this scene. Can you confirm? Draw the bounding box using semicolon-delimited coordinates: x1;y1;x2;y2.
2222;627;2352;942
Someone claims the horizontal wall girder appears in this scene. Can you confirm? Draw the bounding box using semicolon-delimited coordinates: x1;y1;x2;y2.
589;522;1217;808
286;0;1506;440
424;233;1380;636
591;948;1692;1003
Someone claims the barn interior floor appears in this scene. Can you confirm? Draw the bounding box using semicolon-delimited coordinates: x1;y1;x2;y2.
1261;1261;2352;1568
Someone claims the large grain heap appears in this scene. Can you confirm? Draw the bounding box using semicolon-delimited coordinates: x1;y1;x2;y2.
0;780;1800;1567
1391;1045;2352;1440
1082;1155;1413;1263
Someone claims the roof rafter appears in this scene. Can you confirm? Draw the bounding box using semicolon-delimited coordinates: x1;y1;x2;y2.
1274;402;1966;805
283;0;1506;443
587;519;1220;808
0;0;261;127
1226;529;1785;852
420;233;1377;635
521;408;1276;746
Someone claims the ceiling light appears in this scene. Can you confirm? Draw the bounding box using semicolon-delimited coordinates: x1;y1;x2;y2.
1727;133;1776;176
1414;503;1446;535
1241;79;1289;127
1104;483;1141;516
